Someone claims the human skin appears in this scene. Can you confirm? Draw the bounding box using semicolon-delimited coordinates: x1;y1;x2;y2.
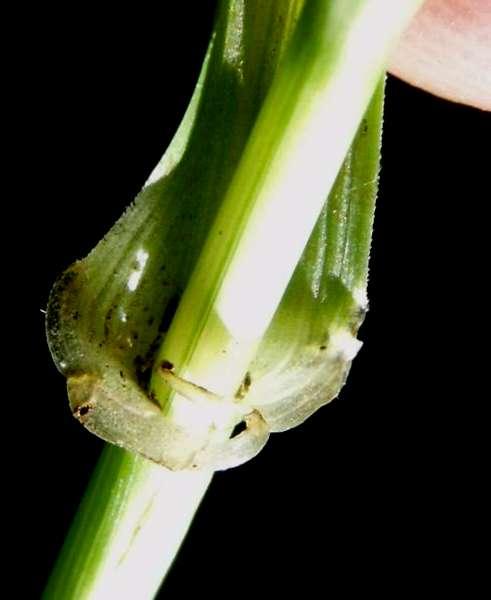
389;0;491;111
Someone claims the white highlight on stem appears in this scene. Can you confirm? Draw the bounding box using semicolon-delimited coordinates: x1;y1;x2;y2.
215;0;422;341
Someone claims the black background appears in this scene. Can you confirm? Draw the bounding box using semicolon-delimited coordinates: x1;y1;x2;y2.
9;2;488;597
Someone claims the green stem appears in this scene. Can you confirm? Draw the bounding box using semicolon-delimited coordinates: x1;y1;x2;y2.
43;447;212;599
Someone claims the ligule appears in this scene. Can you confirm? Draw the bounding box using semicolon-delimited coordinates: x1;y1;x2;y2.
47;84;383;471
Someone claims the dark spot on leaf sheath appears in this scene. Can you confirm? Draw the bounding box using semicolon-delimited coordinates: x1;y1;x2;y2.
361;119;368;134
72;311;80;321
104;306;114;339
320;345;327;350
133;295;181;390
235;372;252;399
134;355;151;387
158;294;181;333
74;403;93;420
143;334;162;367
161;360;174;371
230;420;247;439
119;370;124;378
